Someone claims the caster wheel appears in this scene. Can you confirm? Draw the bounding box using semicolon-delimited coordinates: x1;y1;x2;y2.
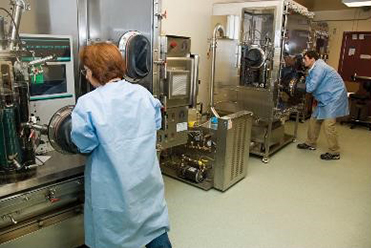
262;157;270;163
292;139;297;143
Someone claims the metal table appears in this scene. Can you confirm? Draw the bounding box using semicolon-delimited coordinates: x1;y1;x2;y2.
0;152;86;248
1;152;85;199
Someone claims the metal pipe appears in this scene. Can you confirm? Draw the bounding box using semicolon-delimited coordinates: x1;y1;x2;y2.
190;54;200;108
8;0;27;50
23;122;48;135
276;4;289;110
210;23;225;118
77;0;89;98
31;124;48;135
28;55;55;66
12;158;22;170
0;16;6;50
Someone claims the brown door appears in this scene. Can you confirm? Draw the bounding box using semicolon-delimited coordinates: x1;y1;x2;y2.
339;32;371;80
338;32;371;115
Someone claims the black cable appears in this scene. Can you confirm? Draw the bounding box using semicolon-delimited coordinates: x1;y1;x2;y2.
0;7;31;53
0;8;21;44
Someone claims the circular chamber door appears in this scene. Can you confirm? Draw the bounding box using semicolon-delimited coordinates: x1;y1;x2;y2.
245;46;266;69
281;74;306;105
281;54;306;102
48;105;78;154
118;31;151;82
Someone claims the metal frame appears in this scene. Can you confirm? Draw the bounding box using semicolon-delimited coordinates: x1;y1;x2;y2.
212;0;313;163
19;33;76;125
0;152;85;248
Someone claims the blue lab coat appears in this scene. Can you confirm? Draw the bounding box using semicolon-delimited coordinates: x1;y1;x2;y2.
71;80;169;248
305;59;349;119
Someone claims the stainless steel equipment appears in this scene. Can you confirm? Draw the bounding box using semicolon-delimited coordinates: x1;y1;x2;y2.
0;2;84;247
118;31;151;83
212;0;314;163
156;34;253;191
47;105;78;154
291;21;329;123
1;0;194;156
0;0;41;175
0;0;164;97
21;34;76;125
0;152;85;248
312;22;329;61
160;110;252;191
1;1;252;247
157;35;198;149
210;24;225;118
0;0;165;247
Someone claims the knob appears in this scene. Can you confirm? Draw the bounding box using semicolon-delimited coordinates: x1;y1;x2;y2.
170;41;177;49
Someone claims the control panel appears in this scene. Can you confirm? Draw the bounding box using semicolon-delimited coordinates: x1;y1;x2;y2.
165;35;191;57
20;34;75;125
157;106;188;149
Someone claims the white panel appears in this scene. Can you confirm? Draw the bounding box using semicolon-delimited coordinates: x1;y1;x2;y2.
234;15;241;40
212;1;281;16
212;1;283;47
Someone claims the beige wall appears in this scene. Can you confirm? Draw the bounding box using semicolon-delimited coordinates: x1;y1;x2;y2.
162;0;234;107
314;9;371;91
312;0;348;11
328;18;371;92
0;2;37;33
293;0;313;9
327;19;371;70
162;0;214;107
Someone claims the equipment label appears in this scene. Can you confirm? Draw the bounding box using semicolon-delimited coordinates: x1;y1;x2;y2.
176;122;188;132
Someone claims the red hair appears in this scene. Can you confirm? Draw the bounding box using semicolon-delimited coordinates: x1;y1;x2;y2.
79;43;126;84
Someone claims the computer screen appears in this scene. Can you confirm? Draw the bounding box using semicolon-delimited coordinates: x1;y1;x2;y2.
20;35;73;101
30;64;67;97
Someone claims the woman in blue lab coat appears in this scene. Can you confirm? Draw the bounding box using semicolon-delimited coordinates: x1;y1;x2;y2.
71;43;171;248
297;50;349;160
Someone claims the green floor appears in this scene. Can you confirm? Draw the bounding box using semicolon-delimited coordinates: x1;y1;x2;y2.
164;120;371;248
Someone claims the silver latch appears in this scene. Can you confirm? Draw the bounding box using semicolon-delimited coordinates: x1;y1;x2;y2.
46;188;60;203
2;214;18;225
155;10;167;20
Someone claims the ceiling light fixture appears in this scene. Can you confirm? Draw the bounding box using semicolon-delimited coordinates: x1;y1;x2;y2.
342;0;371;7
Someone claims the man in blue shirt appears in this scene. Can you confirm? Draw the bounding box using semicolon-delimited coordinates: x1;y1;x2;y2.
297;51;349;160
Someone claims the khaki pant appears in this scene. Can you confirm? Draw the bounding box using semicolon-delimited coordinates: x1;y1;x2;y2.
306;117;340;154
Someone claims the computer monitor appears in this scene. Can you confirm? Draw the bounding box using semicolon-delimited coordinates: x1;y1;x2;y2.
20;34;75;124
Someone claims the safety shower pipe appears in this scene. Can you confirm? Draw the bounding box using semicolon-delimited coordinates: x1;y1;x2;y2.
210;23;225;118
